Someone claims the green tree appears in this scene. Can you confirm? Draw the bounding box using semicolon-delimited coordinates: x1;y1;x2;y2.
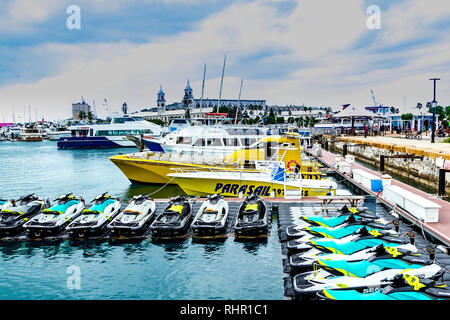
400;113;414;120
147;119;165;126
87;111;94;122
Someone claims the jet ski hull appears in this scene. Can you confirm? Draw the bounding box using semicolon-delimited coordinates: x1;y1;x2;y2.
150;218;192;238
192;223;227;237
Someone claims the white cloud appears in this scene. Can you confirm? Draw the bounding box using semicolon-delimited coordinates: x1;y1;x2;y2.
1;0;450;122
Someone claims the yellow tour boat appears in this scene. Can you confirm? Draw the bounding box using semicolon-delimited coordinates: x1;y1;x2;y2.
110;131;325;185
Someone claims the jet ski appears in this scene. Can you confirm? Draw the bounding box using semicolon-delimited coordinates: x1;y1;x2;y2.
233;194;269;238
287;225;408;255
191;194;229;236
290;243;418;274
320;272;450;300
24;194;84;237
66;192;120;238
150;195;195;238
285;206;381;240
287;219;394;245
107;194;156;236
293;245;443;299
0;194;45;236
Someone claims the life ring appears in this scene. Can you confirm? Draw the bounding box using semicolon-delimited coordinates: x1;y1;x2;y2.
286;160;299;173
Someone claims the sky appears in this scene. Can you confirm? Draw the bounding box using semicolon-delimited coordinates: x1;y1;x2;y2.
1;0;450;121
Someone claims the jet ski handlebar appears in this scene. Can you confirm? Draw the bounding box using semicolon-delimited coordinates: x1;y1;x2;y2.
18;193;36;201
53;193;74;201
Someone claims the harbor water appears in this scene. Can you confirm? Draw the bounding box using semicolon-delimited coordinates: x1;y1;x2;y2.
0;141;284;299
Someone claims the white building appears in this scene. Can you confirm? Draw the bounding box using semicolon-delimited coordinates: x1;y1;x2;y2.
135;81;266;122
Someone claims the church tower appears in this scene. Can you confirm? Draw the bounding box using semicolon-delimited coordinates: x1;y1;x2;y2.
182;79;194;110
156;86;166;115
157;85;166;109
184;79;193;102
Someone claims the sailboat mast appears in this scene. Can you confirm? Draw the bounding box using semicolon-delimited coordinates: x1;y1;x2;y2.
217;54;226;112
200;64;206;116
235;78;243;125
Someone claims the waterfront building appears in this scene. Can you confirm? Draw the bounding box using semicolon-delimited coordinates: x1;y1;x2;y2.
72;101;91;120
134;84;266;122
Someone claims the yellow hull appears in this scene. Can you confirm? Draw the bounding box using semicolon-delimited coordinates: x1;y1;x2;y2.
110;154;325;185
172;177;336;198
110;155;261;184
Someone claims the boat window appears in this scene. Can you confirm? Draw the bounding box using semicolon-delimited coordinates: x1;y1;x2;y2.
176;137;192;145
193;138;205;146
223;138;240;146
95;129;154;136
206;138;223;147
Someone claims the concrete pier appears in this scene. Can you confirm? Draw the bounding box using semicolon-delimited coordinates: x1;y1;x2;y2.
326;135;450;195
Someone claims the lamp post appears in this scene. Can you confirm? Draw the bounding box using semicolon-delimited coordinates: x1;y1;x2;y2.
429;78;440;143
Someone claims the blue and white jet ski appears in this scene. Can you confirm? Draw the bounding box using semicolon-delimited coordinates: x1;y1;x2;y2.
66;192;120;238
24;193;84;238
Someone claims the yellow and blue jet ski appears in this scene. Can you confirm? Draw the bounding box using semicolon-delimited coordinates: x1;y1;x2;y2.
233;194;269;238
293;244;443;299
321;272;450;300
150;195;195;238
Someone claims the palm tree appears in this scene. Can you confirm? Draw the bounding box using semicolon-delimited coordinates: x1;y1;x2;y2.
78;111;85;121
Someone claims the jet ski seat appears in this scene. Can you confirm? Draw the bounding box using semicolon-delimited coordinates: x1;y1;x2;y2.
84;199;115;214
43;200;79;215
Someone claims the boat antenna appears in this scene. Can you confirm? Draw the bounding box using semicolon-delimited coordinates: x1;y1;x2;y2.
217;53;226;112
199;64;206;117
235;77;243;125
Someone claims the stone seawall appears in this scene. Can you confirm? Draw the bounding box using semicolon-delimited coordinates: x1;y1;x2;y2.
327;137;450;195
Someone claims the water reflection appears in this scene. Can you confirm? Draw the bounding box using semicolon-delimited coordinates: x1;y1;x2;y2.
0;242;26;259
234;237;268;254
192;238;227;257
68;240;113;259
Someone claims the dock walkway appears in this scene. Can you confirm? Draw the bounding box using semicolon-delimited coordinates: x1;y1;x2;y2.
307;148;450;247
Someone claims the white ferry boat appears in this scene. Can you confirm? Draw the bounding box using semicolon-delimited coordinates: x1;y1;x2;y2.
57;115;162;149
46;126;71;141
144;125;312;156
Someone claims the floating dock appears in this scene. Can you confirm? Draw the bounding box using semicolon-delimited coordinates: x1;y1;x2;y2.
307;148;450;247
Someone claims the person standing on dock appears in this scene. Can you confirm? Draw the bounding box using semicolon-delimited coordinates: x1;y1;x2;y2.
364;124;368;138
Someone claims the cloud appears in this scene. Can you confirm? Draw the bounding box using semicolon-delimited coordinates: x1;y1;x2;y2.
1;0;450;122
